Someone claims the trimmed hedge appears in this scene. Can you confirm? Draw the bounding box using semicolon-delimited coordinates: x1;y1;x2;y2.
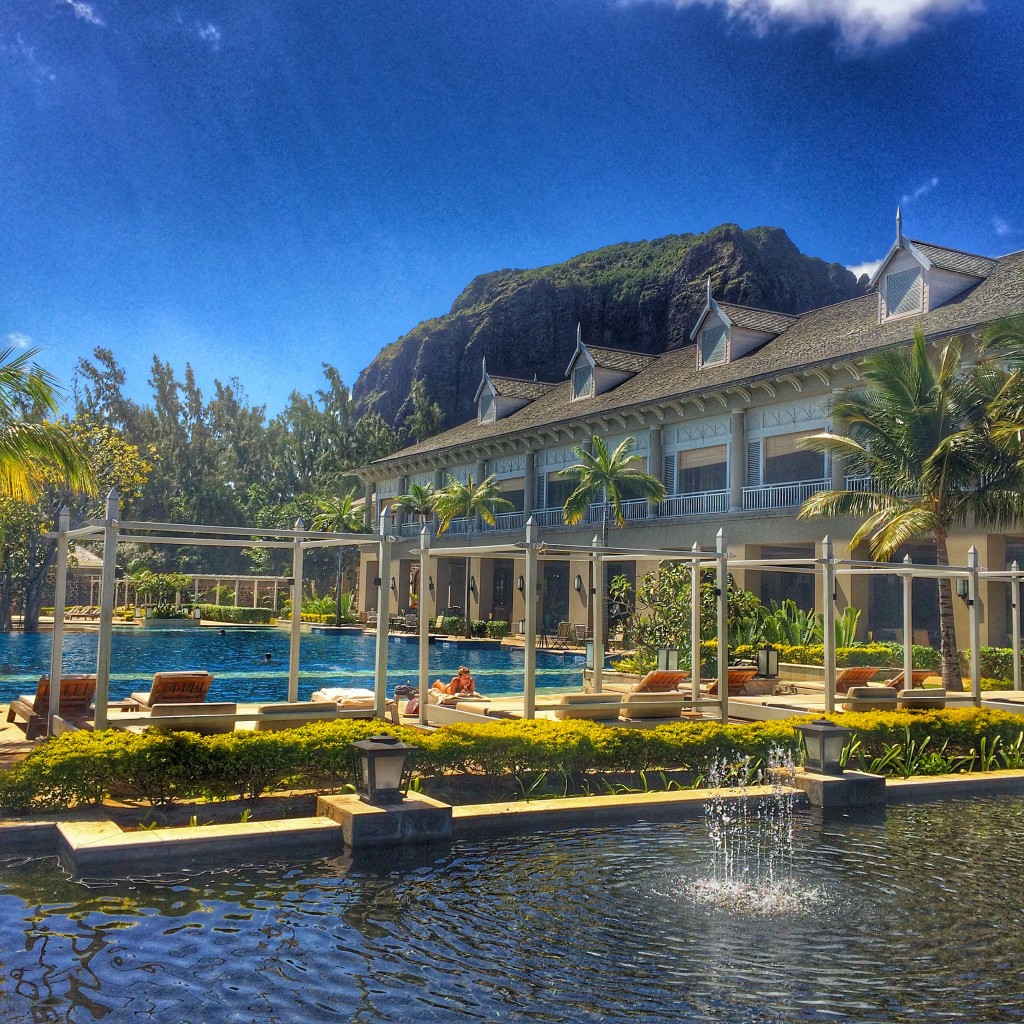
4;709;1024;815
198;604;274;625
732;641;942;670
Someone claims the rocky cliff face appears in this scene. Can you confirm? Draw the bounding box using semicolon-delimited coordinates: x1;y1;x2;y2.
353;223;864;431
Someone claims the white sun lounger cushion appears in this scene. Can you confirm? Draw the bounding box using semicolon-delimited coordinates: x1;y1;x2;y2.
310;687;376;709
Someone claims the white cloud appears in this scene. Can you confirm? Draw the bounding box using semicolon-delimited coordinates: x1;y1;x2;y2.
195;22;222;50
0;35;56;82
846;259;882;280
6;333;32;349
992;216;1014;236
900;176;939;204
62;0;104;27
628;0;983;49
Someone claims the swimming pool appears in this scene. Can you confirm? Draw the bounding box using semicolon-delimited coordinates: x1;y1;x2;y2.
1;797;1022;1022
0;628;584;704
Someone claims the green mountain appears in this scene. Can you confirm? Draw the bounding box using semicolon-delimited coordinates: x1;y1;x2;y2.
353;223;866;431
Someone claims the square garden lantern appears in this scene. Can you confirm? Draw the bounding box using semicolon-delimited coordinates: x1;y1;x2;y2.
350;735;417;805
757;644;779;679
795;719;852;776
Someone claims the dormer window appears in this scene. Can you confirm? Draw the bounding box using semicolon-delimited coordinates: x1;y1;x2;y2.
701;324;728;366
479;390;496;423
885;267;923;318
572;361;594;400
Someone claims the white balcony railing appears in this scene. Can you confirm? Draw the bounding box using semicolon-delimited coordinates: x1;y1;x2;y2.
742;478;829;511
529;507;566;528
844;475;877;492
399;520;437;537
660;490;730;518
443;517;473;535
482;511;526;533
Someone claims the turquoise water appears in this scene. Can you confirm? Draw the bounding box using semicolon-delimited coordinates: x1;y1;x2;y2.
0;628;584;704
2;798;1023;1022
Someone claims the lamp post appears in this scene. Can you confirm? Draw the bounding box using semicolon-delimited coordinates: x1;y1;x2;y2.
657;647;679;671
794;719;852;775
757;644;779;679
350;735;417;805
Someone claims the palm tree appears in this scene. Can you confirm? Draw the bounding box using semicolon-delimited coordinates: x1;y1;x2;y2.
797;327;1024;690
433;474;513;637
0;347;94;500
560;435;666;547
312;488;366;625
392;482;437;530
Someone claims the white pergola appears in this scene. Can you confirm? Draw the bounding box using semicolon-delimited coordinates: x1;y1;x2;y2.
47;494;1016;736
47;490;400;734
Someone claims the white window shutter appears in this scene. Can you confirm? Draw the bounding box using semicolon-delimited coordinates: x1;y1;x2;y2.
745;440;762;487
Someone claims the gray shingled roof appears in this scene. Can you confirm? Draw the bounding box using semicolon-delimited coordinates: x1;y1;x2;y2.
371;249;1024;470
489;375;557;400
585;345;657;374
910;239;997;279
717;302;798;336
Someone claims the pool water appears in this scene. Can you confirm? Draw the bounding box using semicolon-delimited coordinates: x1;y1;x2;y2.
0;629;584;704
1;797;1023;1022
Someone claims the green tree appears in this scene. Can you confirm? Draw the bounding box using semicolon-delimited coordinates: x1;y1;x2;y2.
404;378;444;443
312;488;368;625
560;435;666;546
392;482;437;528
798;328;1024;690
433;474;513;637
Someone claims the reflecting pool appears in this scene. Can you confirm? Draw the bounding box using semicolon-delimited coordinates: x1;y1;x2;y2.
2;797;1023;1022
0;629;584;704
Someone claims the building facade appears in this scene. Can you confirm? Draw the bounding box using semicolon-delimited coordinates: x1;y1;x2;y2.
354;221;1024;647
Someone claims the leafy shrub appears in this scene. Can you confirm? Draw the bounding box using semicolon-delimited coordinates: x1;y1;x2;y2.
442;615;464;634
147;604;195;620
198;604;274;625
485;620;509;639
961;647;1023;683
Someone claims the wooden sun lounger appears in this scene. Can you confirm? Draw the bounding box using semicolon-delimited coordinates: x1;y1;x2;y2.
6;674;97;740
129;671;214;708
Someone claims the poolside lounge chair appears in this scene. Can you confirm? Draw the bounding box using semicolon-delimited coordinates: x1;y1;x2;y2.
129;671;214;709
842;685;898;712
885;669;933;689
553;693;622;721
119;702;239;735
599;670;690;695
897;688;947;710
6;674;97;740
835;666;880;693
552;621;573;649
703;667;757;696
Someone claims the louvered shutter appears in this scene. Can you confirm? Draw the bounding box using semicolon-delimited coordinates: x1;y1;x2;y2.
662;454;676;495
745;440;762;487
535;474;546;510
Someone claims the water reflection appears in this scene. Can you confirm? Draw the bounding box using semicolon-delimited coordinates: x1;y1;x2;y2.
1;799;1023;1021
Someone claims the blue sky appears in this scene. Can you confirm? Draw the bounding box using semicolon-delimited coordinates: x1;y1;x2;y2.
2;0;1022;416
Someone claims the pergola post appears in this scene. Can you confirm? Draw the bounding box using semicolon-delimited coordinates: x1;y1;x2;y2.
1012;560;1022;692
716;528;728;722
288;522;305;702
418;525;432;726
902;554;914;689
591;534;604;694
523;517;539;719
94;488;119;730
690;541;701;704
968;546;981;704
48;506;71;734
252;580;259;608
822;535;836;715
374;511;394;720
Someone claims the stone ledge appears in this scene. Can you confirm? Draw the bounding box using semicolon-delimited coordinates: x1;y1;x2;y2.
885;769;1024;802
318;794;452;847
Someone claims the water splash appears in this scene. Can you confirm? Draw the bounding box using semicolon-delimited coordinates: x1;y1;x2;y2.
689;747;827;916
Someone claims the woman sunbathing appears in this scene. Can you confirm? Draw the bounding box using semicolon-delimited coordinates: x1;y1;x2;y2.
431;666;478;698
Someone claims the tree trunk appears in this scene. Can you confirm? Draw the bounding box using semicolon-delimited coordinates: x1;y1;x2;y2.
934;529;963;691
335;549;343;626
464;556;473;639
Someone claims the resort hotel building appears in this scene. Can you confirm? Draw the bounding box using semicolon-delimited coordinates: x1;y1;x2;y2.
354;220;1024;647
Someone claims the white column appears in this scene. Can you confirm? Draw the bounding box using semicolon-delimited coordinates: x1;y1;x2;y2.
194;577;200;604
94;488;119;729
252;581;259;608
523;517;539;718
691;541;701;705
716;528;728;722
288;521;305;702
647;427;663;518
1012;561;1022;692
591;534;604;694
48;506;71;734
822;535;836;714
418;525;432;727
234;579;240;606
374;512;394;720
729;410;745;512
902;554;914;689
968;545;981;704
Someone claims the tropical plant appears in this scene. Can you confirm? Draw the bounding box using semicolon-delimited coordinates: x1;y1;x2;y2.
433;474;513;637
392;482;437;529
798;328;1024;690
559;435;666;546
759;599;823;646
0;347;96;501
312;487;366;626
